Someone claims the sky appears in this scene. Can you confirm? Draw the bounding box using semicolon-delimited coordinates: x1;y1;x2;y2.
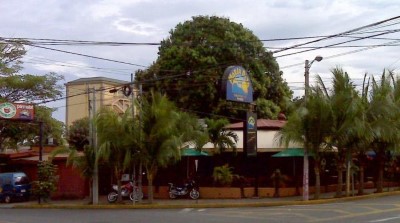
1;0;400;123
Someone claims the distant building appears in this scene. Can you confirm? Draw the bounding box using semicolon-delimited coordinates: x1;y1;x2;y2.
65;77;134;129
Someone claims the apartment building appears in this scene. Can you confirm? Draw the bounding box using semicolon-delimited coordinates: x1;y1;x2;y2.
65;77;134;129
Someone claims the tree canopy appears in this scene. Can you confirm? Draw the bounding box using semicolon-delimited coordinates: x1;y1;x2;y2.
0;42;64;151
135;15;292;119
67;117;90;151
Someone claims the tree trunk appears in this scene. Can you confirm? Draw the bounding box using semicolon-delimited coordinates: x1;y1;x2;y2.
345;154;351;197
314;165;320;200
115;168;123;203
336;160;343;198
147;173;154;203
302;148;309;201
138;163;143;203
358;165;365;195
88;179;93;204
376;151;385;193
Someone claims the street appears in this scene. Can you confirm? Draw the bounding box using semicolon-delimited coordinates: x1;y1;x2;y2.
1;195;400;223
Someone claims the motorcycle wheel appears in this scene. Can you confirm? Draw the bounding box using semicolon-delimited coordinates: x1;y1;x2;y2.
169;191;177;199
129;191;144;201
4;195;11;203
189;189;200;200
107;191;118;203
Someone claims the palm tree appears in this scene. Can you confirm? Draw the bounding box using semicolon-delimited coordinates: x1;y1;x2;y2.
138;92;202;203
316;68;370;197
365;70;400;193
204;118;238;154
95;108;137;203
278;87;332;200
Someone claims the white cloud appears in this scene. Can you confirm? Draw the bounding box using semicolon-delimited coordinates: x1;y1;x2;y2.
112;18;162;35
2;0;400;122
32;60;98;78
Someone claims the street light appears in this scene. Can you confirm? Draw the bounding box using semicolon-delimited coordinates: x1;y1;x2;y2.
303;55;322;201
304;56;323;102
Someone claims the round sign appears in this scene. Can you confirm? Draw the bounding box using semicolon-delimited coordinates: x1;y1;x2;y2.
0;102;17;119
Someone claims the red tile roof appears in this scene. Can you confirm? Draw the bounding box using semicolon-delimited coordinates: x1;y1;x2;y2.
226;119;286;130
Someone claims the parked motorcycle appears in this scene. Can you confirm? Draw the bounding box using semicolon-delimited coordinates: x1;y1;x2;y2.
107;181;143;203
168;179;200;199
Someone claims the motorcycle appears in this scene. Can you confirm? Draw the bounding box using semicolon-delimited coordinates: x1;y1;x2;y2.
107;181;143;203
168;179;200;199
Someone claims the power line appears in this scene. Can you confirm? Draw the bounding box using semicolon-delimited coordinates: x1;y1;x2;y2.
272;15;400;54
0;38;149;68
274;29;400;58
280;39;400;69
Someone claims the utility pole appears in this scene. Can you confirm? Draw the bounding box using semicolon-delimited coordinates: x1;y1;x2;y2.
88;87;99;205
38;121;43;204
303;56;322;201
130;73;137;205
138;83;143;203
303;59;310;201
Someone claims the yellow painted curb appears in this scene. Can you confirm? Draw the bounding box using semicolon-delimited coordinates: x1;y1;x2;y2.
13;190;400;209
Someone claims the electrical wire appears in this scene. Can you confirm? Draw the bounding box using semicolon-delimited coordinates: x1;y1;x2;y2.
272;15;400;54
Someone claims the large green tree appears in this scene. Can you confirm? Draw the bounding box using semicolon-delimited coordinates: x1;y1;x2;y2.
138;91;204;203
278;87;333;200
316;68;370;197
67;117;89;151
365;70;400;193
95;108;137;203
0;42;64;151
135;15;292;119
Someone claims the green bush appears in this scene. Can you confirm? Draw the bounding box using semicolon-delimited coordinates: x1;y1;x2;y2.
213;164;234;186
31;161;58;201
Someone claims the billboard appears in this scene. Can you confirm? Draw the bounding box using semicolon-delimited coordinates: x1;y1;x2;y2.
221;66;253;103
0;102;34;121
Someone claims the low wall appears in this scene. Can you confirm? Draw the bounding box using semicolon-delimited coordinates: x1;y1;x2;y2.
125;181;396;199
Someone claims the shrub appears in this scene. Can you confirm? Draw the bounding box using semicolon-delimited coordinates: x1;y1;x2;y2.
31;161;58;201
213;164;234;186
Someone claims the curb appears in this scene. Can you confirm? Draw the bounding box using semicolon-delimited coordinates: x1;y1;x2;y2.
12;190;400;209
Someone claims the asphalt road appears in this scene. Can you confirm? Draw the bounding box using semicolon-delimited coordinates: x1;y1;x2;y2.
1;195;400;223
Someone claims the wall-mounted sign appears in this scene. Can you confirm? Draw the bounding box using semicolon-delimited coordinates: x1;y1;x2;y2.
244;112;257;157
221;66;253;103
0;102;34;121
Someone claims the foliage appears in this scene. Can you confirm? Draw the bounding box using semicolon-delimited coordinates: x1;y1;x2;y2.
135;15;292;119
204;118;238;153
95;107;138;202
67;117;89;151
0;42;64;151
315;68;369;197
31;161;58;200
277;82;333;199
0;73;64;102
364;70;400;193
0;106;64;152
278;67;400;198
0;41;26;76
138;91;203;202
213;164;234;186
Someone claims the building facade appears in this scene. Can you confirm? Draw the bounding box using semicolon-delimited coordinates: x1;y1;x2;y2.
65;77;134;129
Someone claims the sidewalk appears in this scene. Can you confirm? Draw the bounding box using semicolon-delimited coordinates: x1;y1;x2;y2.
5;187;400;209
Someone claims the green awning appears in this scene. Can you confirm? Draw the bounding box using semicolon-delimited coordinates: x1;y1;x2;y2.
272;148;312;157
181;148;209;156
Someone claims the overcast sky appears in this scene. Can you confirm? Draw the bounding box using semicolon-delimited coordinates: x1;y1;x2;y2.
1;0;400;122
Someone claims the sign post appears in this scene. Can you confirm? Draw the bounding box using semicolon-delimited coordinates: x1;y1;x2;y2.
221;65;258;197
